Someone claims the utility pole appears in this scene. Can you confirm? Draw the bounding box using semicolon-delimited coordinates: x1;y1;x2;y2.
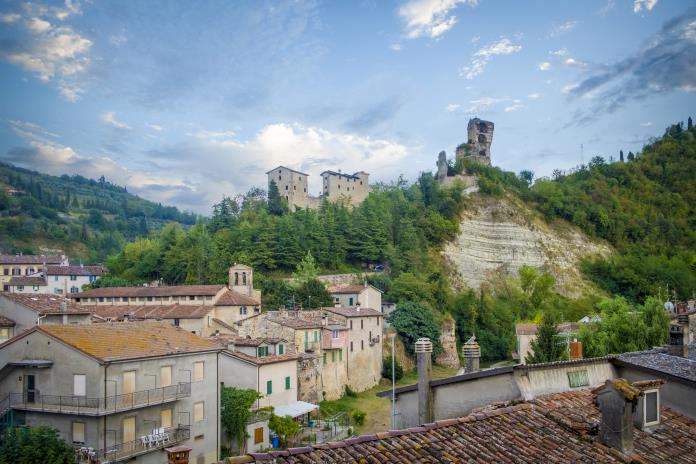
391;332;396;430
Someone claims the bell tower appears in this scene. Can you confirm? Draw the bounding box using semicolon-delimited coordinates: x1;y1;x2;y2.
228;263;253;296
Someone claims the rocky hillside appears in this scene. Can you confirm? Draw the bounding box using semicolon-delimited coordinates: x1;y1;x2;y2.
444;193;610;297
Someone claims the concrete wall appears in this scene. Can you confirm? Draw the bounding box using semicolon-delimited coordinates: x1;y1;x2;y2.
259;361;297;408
617;365;696;420
331;287;382;310
0;296;41;333
515;360;618;400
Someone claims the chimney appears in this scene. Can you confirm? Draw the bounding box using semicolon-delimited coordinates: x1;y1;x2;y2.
570;338;583;360
415;337;433;424
594;379;641;454
462;335;481;373
668;319;689;357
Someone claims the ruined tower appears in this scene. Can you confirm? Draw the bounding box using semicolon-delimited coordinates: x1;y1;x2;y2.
456;118;494;166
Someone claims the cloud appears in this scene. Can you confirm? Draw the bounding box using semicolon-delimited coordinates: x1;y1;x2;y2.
445;103;461;112
148;124;164;132
0;13;21;23
460;37;522;79
640;121;653;126
549;20;579;37
448;96;522;114
504;99;523;112
110;32;128;46
344;95;405;131
0;5;92;101
390;43;402;51
538;62;551;71
634;0;658;14
564;57;587;68
398;0;478;39
551;48;568;56
100;112;131;130
566;8;696;124
527;93;541;99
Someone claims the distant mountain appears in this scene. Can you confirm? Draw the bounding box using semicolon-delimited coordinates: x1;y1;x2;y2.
0;162;198;261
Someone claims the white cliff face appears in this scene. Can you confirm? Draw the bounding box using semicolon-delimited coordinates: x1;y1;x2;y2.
444;195;610;297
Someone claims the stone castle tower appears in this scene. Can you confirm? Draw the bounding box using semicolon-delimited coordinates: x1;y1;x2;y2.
456;118;494;166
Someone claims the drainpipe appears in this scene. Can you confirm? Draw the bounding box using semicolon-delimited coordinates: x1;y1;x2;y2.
36;314;47;326
216;352;220;461
103;362;109;453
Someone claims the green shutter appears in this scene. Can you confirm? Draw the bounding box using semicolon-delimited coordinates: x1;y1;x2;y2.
567;370;589;388
323;353;327;366
285;376;291;390
304;331;308;350
339;350;343;361
279;344;284;355
266;380;272;395
331;351;335;362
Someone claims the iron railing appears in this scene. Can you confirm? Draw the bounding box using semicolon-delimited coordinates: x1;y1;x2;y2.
8;383;190;416
75;425;190;463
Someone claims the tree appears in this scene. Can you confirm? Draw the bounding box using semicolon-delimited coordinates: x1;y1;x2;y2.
525;311;567;364
388;301;442;356
619;150;624;162
268;414;301;448
220;386;263;453
0;426;76;464
267;181;287;216
688;116;693;130
382;355;404;381
292;251;320;285
518;170;534;187
296;278;333;309
627;151;635;161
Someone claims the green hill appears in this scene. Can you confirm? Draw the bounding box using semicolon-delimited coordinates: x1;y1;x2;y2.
0;162;198;261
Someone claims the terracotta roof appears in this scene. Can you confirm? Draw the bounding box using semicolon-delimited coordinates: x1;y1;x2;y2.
0;254;63;265
21;321;220;362
0;315;15;327
210;334;286;348
7;277;46;287
71;284;225;298
215;288;260;306
227;388;696;464
328;284;381;294
223;350;298;366
265;165;309;176
83;304;212;320
211;318;238;332
616;348;696;384
266;316;323;329
46;265;105;276
515;322;580;336
323;306;382;318
0;293;89;314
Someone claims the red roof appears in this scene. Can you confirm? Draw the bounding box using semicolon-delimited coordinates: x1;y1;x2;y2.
0;254;63;265
215;288;260;306
71;285;225;298
324;306;382;318
84;304;213;320
328;284;381;294
0;293;89;314
7;277;46;287
46;265;105;276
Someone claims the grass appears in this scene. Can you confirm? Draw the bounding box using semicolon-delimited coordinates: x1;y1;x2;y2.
319;364;459;435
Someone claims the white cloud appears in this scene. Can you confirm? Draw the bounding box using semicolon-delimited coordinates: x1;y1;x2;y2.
460;37;522;79
640;121;653;126
445;103;461;112
562;83;579;94
504;99;523;112
549;20;579;37
100;112;131;130
527;93;541;99
471;35;480;43
0;8;92;101
564;57;587;68
110;33;128;46
398;0;478;39
633;0;658;13
0;13;22;23
390;43;403;51
148;124;164;132
551;48;568;56
538;61;551;71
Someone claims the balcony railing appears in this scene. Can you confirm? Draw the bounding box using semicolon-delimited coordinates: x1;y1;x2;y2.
75;425;190;463
8;383;190;416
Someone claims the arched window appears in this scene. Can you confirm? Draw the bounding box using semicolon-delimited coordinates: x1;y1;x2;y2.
242;273;247;285
234;272;239;286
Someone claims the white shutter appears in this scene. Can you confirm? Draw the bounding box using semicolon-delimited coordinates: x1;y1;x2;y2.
73;374;86;396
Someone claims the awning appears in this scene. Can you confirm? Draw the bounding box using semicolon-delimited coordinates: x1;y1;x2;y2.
274;401;318;418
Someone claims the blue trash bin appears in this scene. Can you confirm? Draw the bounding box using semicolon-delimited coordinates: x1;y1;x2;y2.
271;436;280;448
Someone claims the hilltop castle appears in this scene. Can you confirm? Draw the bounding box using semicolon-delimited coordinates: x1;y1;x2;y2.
456;118;494;166
267;166;370;211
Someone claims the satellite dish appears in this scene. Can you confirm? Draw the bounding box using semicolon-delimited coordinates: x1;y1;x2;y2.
664;301;675;312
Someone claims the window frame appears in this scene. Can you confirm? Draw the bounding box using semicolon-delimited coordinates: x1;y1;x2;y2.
193;361;204;382
644;389;660;426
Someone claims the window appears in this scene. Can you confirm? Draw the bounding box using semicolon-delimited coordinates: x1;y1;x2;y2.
350;321;353;330
331;351;335;362
278;344;284;355
285;376;291;390
174;318;180;326
254;427;264;444
349;297;353;306
194;401;205;421
70;287;79;293
266;380;272;395
189;296;195;301
361;340;364;350
339;350;343;361
90;276;97;282
2;269;7;275
314;331;319;342
645;391;659;425
33;285;40;291
240;306;247;315
161;366;172;387
0;328;9;342
285;185;289;190
350;341;353;352
377;317;380;326
332;330;339;339
194;361;204;382
567;370;590;388
17;286;23;291
147;296;153;301
70;275;77;281
323;353;327;366
72;422;85;443
54;275;59;281
73;374;86;396
361;320;364;329
161;408;173;428
369;330;372;340
122;297;128;302
257;346;268;357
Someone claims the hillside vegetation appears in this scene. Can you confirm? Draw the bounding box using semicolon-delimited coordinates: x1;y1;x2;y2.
0;163;197;261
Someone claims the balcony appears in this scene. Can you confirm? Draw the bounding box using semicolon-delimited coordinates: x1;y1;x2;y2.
303;341;320;353
75;425;190;463
322;337;345;350
8;383;190;416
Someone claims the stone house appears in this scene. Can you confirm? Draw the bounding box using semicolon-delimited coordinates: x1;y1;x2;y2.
320;171;370;206
0;293;92;334
7;265;105;295
0;254;68;291
0;322;221;464
69;264;261;337
265;166;316;211
514;322;579;364
328;284;382;311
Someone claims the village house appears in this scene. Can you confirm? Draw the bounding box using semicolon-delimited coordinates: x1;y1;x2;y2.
513;321;580;363
0;315;15;343
328;283;382;311
0;293;92;334
211;333;307;453
0;254;68;291
68;264;260;337
0;322;221;464
6;265;105;295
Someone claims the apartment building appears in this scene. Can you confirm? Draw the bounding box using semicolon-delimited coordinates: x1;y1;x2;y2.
0;254;68;291
6;265;105;295
69;264;260;336
0;293;92;334
0;322;221;464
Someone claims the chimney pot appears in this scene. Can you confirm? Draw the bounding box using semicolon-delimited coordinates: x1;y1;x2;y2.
416;338;433;424
462;335;481;373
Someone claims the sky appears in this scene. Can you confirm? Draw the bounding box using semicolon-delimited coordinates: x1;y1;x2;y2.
0;0;695;214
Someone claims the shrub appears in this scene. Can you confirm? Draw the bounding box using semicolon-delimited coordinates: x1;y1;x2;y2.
382;355;404;381
352;410;367;426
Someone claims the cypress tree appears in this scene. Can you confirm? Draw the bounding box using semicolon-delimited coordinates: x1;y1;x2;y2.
525;312;567;364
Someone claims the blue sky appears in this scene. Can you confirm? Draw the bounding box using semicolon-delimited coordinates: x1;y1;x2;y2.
1;0;695;213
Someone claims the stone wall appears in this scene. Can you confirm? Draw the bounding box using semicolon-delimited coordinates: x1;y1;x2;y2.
436;318;460;369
